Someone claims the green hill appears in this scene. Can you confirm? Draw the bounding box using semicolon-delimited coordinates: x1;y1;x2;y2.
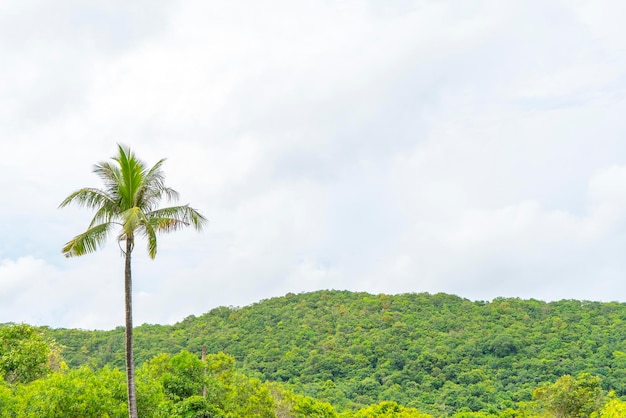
44;290;626;416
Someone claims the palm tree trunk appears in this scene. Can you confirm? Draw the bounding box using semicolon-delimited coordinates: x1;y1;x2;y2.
125;237;138;418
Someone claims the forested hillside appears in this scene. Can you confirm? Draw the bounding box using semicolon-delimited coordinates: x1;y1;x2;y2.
42;290;626;416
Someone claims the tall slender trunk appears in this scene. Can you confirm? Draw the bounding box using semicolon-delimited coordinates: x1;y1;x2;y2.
125;237;138;418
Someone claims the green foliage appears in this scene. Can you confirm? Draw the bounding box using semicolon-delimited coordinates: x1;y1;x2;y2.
345;401;432;417
269;382;338;417
210;358;275;417
292;396;337;418
600;397;626;417
0;379;17;418
42;291;626;416
5;340;626;417
171;395;222;418
532;372;605;417
15;366;127;417
0;324;55;384
139;351;274;417
163;351;207;401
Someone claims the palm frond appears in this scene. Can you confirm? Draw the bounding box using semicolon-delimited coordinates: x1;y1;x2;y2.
88;204;120;229
146;217;187;234
138;159;180;211
148;205;208;232
93;161;122;198
62;223;114;257
114;145;147;209
59;188;117;211
120;207;144;238
143;158;167;188
139;186;178;213
137;211;158;259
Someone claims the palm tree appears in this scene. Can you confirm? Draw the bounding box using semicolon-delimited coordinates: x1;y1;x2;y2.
60;145;207;418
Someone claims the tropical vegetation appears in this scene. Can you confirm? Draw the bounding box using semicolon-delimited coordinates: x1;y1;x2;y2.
3;290;626;416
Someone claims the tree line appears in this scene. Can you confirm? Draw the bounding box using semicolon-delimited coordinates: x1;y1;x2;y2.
3;323;626;417
26;289;626;416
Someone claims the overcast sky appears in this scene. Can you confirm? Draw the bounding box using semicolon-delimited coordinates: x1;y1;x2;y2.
2;0;626;329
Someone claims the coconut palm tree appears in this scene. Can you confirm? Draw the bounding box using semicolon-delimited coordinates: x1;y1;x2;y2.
60;145;207;418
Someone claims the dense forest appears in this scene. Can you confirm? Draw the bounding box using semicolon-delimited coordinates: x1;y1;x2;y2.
4;290;626;416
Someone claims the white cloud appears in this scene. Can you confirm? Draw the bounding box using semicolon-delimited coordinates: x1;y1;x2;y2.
1;0;626;328
0;254;123;329
364;165;626;302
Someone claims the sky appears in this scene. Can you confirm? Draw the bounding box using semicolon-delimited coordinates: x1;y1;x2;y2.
2;0;626;330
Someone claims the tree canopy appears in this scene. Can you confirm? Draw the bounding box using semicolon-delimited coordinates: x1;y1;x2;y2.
42;290;626;416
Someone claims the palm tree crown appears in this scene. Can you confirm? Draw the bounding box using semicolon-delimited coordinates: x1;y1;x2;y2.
60;144;206;258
